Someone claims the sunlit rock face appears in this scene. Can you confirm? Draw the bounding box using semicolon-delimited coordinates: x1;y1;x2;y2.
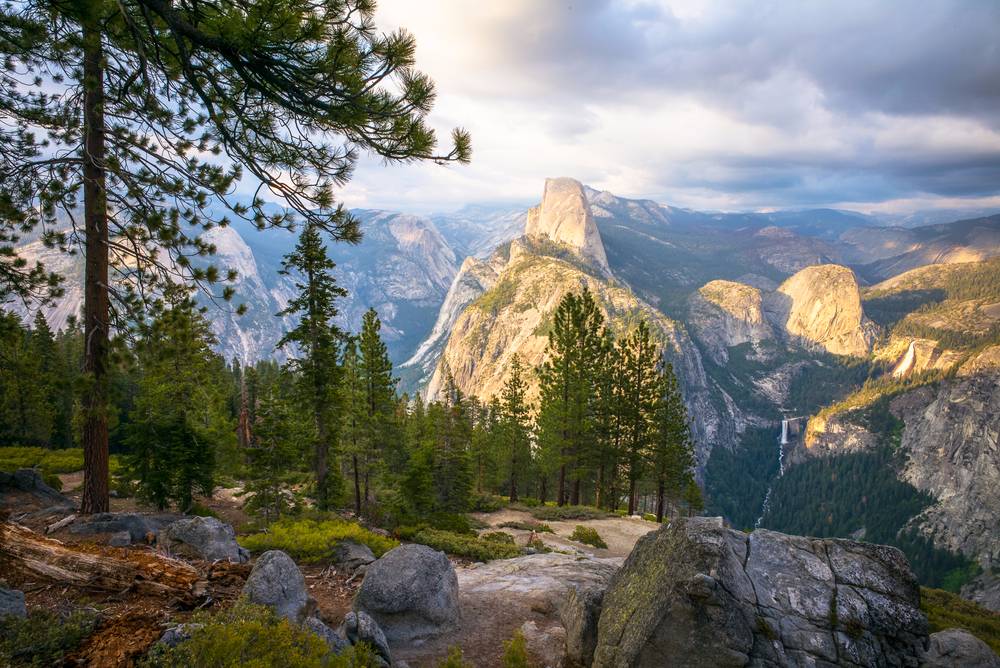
524;177;611;276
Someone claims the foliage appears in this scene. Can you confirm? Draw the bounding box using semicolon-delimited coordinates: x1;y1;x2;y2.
921;587;1000;656
481;531;516;545
530;505;611;521
140;601;379;667
239;518;398;563
705;428;780;530
498;520;554;533
0;609;97;667
0;446;83;474
436;646;475;668
470;494;507;513
501;629;534;668
408;528;521;562
569;525;608;549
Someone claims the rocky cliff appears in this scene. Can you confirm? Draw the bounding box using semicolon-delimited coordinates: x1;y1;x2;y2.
524;177;611;276
688;280;774;365
768;264;876;357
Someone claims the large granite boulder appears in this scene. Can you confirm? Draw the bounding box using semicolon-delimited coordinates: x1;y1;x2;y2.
333;540;376;572
922;629;1000;667
0;587;26;618
561;584;605;667
159;516;248;563
354;544;459;643
303;616;350;654
593;517;928;667
242;550;309;622
69;512;179;543
343;611;392;665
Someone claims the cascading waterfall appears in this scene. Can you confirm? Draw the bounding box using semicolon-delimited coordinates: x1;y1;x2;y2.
756;417;791;528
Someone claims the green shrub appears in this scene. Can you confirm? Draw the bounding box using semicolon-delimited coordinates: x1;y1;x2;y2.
436;646;474;668
410;528;521;562
140;601;378;667
526;536;550;553
501;629;534;668
470;494;506;513
922;587;1000;655
427;512;475;534
0;447;124;478
518;497;542;507
239;518;398;563
498;520;553;533
481;531;516;545
569;525;608;549
43;472;63;491
642;513;659;523
188;503;220;519
0;609;97;667
530;505;611;521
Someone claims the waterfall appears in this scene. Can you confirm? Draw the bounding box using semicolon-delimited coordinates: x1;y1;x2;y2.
756;418;790;528
892;340;917;378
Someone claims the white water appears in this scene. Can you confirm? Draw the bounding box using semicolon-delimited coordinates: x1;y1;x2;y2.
755;418;791;528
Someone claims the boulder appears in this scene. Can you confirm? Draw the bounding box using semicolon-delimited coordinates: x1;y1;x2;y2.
593;517;928;667
520;620;567;668
561;584;605;667
158;623;204;648
303;616;350;654
0;468;73;508
343;610;392;665
333;540;376;572
0;587;26;618
159;516;248;563
242;550;309;622
354;544;459;644
109;530;132;547
923;628;1000;667
70;512;178;542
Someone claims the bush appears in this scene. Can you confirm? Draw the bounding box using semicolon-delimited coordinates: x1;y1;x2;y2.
0;609;97;667
642;513;659;523
410;528;521;562
0;446;82;474
498;520;553;533
140;601;378;667
470;494;506;513
188;503;220;519
921;587;1000;655
501;629;534;668
517;497;542;507
436;646;474;668
481;531;516;545
530;505;611;522
239;518;398;563
569;525;608;549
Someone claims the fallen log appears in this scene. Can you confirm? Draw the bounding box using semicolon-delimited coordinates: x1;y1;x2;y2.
0;522;207;604
45;513;77;534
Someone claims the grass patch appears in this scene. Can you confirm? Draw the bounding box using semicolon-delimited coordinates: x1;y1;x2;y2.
0;446;124;478
140;601;378;667
569;525;608;549
921;587;1000;656
0;609;98;667
498;520;553;533
239;518;398;563
530;505;611;522
409;528;521;562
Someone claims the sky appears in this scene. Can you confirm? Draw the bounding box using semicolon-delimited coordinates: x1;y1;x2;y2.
327;1;1000;215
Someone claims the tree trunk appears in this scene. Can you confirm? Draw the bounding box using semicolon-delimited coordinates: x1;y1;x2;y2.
315;402;329;509
80;17;110;515
571;478;581;506
509;458;518;504
352;454;361;515
557;462;566;506
1;522;206;604
595;463;605;509
628;479;637;516
656;479;665;523
539;475;548;505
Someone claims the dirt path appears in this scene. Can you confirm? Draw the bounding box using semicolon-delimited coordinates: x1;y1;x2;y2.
471;508;659;558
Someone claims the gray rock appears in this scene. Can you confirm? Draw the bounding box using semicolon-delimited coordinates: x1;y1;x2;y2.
354;544;459;644
520;620;567;668
70;512;178;542
343;610;392;665
962;572;1000;613
242;550;309;622
158;623;204;648
109;530;132;547
0;468;72;508
303;616;349;653
923;628;1000;667
333;540;376;572
0;587;26;618
593;517;928;668
159;516;247;563
561;584;605;667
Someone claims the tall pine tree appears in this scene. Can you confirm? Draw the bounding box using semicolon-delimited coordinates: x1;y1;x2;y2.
499;355;531;503
618;319;661;515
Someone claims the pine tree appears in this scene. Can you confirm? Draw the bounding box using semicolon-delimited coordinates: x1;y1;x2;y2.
277;222;348;509
127;289;234;511
432;372;473;513
618;320;661;515
244;383;306;521
0;0;469;513
499;355;532;503
0;312;51;445
340;337;366;514
592;331;623;509
356;309;397;511
650;359;695;521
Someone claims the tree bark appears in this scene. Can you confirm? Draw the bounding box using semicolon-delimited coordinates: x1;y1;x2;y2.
557;462;566;506
81;16;110;515
571;478;581;506
627;479;637;516
1;523;206;604
656;479;665;523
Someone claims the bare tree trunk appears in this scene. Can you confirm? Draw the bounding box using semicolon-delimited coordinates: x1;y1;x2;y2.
81;17;110;515
656;479;665;523
539;475;548;505
628;479;637;516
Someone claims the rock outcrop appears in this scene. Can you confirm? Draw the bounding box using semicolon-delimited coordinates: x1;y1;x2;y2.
0;587;26;618
593;517;928;667
70;512;180;543
524;177;611;276
354;544;459;644
768;264;875;357
923;628;1000;667
343;611;393;665
242;550;310;622
688;280;774;365
159;516;249;563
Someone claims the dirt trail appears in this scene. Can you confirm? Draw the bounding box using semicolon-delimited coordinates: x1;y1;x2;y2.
471;508;659;558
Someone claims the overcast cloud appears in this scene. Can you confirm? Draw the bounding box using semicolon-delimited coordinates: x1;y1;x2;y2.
318;1;1000;214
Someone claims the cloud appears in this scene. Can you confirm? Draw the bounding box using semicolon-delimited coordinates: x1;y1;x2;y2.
331;0;1000;213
